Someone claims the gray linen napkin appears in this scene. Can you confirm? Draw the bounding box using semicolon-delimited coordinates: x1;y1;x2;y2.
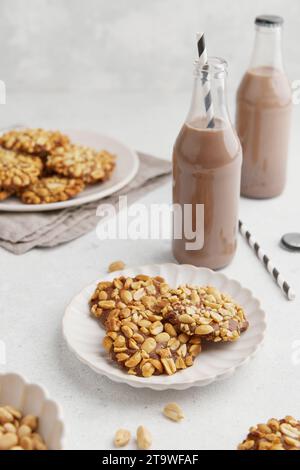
0;152;171;254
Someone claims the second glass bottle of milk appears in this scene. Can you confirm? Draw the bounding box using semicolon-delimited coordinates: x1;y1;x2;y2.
236;15;292;198
173;58;242;270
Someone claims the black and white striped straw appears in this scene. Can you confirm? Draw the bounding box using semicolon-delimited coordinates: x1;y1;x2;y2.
239;220;296;301
196;32;215;129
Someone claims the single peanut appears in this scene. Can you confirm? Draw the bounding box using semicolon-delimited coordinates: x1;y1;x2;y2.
108;261;125;273
20;436;33;450
5;406;22;420
114;429;131;448
195;325;214;335
136;426;152;450
21;415;38;432
0;407;14;425
3;423;17;433
0;432;18;450
163;403;185;422
18;424;31;439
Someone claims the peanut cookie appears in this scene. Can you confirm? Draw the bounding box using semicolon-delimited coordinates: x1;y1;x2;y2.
90;275;168;328
103;318;201;377
19;176;85;204
90;275;201;377
0;128;70;157
162;285;249;343
238;416;300;450
0;187;14;201
46;145;116;184
0;149;43;190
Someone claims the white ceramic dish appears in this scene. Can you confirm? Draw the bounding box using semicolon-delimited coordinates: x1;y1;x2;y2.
63;263;267;391
0;372;65;449
0;129;139;212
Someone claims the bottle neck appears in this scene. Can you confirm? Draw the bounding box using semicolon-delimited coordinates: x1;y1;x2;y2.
250;25;284;71
186;58;231;128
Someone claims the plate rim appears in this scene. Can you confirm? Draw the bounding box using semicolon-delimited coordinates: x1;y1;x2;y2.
62;263;267;390
0;130;139;212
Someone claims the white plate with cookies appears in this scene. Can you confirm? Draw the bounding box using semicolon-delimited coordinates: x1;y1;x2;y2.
0;128;139;212
62;263;267;391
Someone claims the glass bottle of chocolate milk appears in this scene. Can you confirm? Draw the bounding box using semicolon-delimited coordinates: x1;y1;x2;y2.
236;15;292;198
173;58;242;270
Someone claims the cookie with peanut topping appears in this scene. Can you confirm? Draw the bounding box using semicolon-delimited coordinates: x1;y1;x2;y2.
19;176;85;204
0;128;70;157
90;275;169;329
103;321;201;377
46;145;116;184
0;149;43;190
90;274;201;377
238;416;300;450
89;275;249;376
162;285;249;343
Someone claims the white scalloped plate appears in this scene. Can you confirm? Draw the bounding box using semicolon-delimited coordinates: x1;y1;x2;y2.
63;264;267;390
0;372;65;449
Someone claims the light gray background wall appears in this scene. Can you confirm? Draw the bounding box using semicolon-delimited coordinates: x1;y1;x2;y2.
1;0;299;93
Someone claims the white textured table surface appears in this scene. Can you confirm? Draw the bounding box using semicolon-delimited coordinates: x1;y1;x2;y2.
1;91;300;450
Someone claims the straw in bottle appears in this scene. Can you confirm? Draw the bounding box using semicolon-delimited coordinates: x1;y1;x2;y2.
196;32;215;129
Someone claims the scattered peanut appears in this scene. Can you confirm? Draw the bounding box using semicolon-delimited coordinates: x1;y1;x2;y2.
108;261;125;273
136;426;152;450
163;403;185;422
114;429;131;448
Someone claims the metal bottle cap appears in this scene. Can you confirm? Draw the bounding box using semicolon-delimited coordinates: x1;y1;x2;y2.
281;233;300;251
255;15;284;27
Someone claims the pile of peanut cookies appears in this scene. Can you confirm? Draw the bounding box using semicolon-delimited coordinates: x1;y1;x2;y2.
90;274;249;378
0;128;115;204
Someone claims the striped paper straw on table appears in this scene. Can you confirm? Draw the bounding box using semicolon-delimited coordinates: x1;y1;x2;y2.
196;32;215;129
239;220;296;301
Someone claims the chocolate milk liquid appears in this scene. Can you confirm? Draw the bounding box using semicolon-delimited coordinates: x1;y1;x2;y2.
236;16;292;198
173;58;242;270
